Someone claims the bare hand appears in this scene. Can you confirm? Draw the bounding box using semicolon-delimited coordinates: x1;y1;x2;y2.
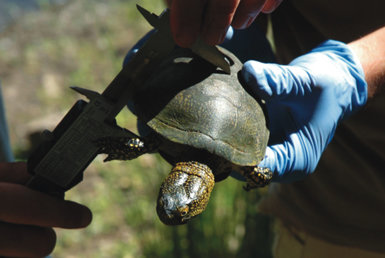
166;0;283;47
0;162;92;257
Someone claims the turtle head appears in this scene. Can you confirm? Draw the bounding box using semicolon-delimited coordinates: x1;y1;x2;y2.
156;161;215;225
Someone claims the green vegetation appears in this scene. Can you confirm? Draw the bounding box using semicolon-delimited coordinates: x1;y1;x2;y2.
0;0;274;257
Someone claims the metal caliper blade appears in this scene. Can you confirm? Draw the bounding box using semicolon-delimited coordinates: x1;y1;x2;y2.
102;6;176;122
137;5;230;74
103;5;230;121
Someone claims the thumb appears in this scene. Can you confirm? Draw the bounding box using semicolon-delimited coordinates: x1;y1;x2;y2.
259;131;318;182
241;61;313;102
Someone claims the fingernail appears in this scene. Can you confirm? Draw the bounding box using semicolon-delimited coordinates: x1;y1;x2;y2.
224;26;234;41
247;17;256;27
217;29;228;45
238;16;256;29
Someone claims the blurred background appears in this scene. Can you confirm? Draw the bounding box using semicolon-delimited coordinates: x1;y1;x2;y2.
0;0;274;257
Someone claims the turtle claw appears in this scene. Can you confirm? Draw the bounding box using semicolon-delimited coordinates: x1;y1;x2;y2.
242;167;273;191
95;137;148;161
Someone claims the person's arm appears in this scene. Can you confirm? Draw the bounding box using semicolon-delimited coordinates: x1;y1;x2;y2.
0;162;92;257
349;26;385;98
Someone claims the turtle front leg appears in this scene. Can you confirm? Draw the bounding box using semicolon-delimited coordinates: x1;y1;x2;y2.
95;136;156;162
241;167;273;191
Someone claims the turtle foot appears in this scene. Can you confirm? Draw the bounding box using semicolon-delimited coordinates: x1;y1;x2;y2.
242;167;273;191
95;137;147;161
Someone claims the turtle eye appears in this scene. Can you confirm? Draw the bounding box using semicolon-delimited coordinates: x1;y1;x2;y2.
178;206;189;217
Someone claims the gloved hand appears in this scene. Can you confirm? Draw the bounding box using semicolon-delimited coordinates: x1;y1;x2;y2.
123;30;155;67
242;40;367;182
124;30;154;116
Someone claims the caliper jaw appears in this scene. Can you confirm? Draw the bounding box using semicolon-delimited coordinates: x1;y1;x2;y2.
26;5;231;197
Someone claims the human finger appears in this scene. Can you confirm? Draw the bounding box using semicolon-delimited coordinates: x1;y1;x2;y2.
261;0;283;13
0;162;30;184
232;0;266;29
201;0;241;45
258;134;315;182
0;222;56;258
169;0;208;47
241;60;313;101
0;183;92;229
165;0;172;7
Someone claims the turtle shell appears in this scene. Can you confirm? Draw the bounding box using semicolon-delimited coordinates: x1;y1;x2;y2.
132;47;269;167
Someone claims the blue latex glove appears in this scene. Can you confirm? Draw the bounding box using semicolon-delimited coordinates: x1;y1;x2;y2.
123;30;155;67
242;40;367;182
124;30;155;117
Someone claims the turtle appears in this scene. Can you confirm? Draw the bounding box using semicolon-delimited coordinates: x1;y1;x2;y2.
96;46;272;225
